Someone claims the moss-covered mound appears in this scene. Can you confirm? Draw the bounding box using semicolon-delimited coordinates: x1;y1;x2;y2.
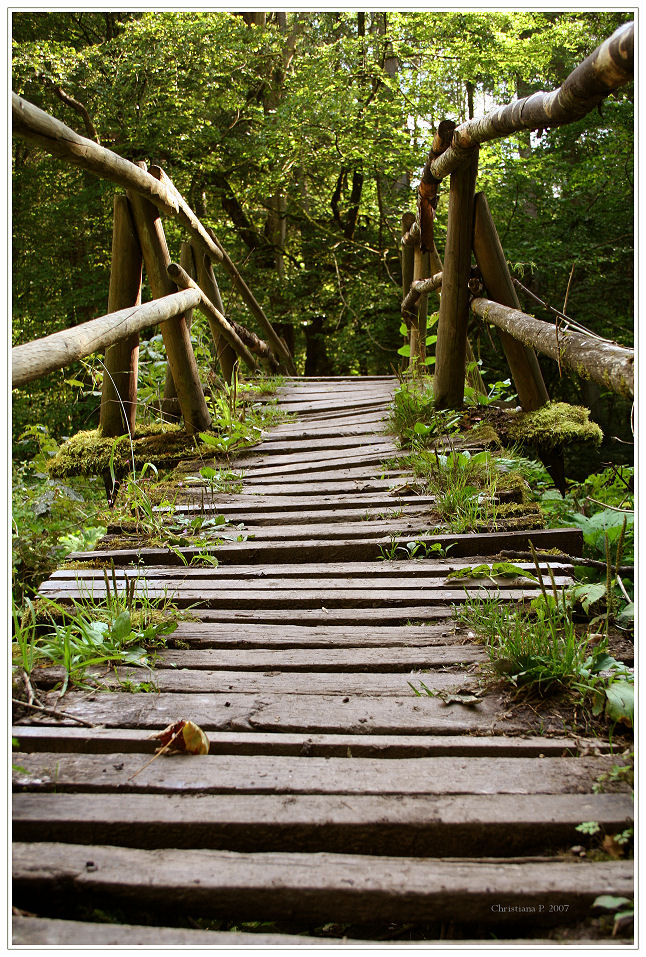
508;402;603;452
47;424;215;479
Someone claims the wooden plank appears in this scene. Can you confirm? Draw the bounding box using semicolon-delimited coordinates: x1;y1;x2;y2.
44;573;571;592
34;667;482;694
11;690;541;733
159;495;437;512
37;647;484;675
69;527;583;565
12;843;633;925
40;585;562;608
13;726;602;757
12;917;354;947
10;920;623;948
13;753;624;796
51;559;572;581
165;608;454;624
237;443;396;469
13;791;633;856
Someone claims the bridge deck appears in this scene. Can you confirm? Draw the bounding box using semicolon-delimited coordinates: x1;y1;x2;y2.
13;377;633;945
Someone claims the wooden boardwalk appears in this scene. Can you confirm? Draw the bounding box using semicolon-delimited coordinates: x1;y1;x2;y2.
13;377;633;945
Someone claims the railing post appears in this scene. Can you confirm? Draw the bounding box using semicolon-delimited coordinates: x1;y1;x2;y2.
99;195;143;437
411;246;431;372
434;149;479;408
126;174;211;434
472;193;549;411
401;213;416;370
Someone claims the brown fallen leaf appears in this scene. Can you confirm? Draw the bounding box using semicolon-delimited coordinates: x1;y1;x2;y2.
151;719;210;755
128;719;210;781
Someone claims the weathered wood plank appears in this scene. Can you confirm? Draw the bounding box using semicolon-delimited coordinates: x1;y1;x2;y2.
12;843;633;925
40;585;563;608
34;667;482;694
13;753;624;796
13;726;601;757
51;559;572;581
68;527;584;566
9;919;622;948
13;792;633;856
12;691;541;733
12;917;353;947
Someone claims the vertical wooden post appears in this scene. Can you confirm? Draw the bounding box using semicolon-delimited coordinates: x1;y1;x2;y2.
99;195;143;437
434;149;479;409
126;181;211;434
192;244;237;383
401;213;416;370
472;192;549;411
179;242;197;329
411;246;431;372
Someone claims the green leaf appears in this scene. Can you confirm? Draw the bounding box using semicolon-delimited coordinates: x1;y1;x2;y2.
593;895;633;911
110;611;133;643
605;680;634;727
397;343;411;357
399;321;408;336
569;581;607;613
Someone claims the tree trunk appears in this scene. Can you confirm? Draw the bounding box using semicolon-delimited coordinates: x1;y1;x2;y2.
470;297;634;398
99;195;143;437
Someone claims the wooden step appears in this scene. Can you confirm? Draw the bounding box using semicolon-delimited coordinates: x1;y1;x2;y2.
12;843;633;927
13;791;632;856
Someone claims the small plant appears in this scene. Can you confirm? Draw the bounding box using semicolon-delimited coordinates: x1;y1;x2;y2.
593;895;634;936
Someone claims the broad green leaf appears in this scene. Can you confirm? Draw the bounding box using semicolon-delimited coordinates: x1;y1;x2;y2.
605;680;634;727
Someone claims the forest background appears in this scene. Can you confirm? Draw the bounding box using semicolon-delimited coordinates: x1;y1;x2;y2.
11;11;634;599
11;10;634;446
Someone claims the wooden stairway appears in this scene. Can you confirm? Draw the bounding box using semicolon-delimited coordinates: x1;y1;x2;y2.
13;377;633;945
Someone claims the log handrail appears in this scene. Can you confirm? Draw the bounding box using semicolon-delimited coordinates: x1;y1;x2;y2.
12;289;201;389
12;92;296;375
470;297;634;399
430;20;634;181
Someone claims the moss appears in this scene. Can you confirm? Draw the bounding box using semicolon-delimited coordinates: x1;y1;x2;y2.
47;424;207;479
467;423;501;448
508;402;603;452
495;470;531;504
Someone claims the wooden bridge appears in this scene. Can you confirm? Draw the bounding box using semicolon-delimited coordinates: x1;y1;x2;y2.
13;377;633;945
12;20;634;946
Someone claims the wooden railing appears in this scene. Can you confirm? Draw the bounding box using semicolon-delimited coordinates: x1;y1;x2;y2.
11;94;297;436
400;20;634;409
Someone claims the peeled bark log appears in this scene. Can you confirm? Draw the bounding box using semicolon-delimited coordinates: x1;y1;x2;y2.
167;263;258;373
12;290;201;389
12;93;223;264
400;212;416;336
410;247;430;370
401;272;443;317
192;245;237;383
418;120;455;252
430;21;634;181
470;298;634;399
99;195;142;437
434;149;479;409
472;192;549;411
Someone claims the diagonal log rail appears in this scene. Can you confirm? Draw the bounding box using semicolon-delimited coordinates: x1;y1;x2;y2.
12;92;295;375
12;290;202;390
470;297;634;398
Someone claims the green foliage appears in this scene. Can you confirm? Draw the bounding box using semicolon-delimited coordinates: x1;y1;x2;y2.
12;425;106;601
12;578;179;694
